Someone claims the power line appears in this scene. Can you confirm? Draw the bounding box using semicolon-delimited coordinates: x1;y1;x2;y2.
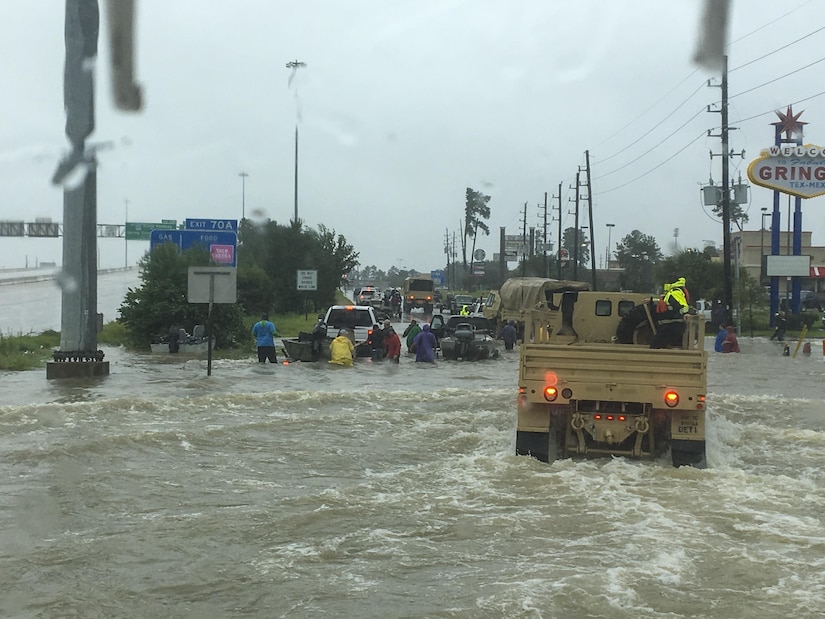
730;55;825;99
594;131;707;195
595;82;707;165
727;0;817;48
589;6;822;185
594;106;707;180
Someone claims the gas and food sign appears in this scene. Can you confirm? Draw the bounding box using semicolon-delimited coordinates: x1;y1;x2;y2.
747;144;825;199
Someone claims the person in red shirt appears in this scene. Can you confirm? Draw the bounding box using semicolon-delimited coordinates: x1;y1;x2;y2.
383;325;401;363
722;325;740;353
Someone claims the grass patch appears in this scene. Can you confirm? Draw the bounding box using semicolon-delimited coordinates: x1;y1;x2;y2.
99;321;128;345
0;291;404;369
0;330;60;370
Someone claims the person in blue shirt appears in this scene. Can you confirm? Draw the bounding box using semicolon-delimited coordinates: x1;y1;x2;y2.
714;324;727;353
252;313;279;363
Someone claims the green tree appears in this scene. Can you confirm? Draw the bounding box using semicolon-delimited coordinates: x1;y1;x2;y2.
656;248;723;302
237;219;359;313
462;187;491;271
615;230;663;292
562;226;590;271
118;243;246;349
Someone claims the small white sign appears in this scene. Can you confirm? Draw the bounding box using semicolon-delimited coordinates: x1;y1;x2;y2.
297;269;318;291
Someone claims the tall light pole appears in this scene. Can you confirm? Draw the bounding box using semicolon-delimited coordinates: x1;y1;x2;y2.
286;59;307;224
605;223;615;271
238;172;248;221
124;198;129;268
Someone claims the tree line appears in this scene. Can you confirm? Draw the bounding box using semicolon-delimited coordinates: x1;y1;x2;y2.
117;219;359;349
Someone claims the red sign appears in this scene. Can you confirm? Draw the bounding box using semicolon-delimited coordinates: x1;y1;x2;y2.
211;244;234;264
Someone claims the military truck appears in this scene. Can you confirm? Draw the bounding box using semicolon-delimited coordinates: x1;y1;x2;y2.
516;289;707;468
402;275;435;313
483;277;590;337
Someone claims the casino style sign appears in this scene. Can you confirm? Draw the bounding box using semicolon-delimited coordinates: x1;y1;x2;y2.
747;143;825;199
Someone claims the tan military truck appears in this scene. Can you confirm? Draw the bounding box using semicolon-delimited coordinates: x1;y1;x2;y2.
483;277;590;338
516;290;707;468
402;275;435;313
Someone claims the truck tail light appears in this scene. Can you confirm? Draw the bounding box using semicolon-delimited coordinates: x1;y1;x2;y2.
543;386;558;401
593;414;627;421
664;390;679;407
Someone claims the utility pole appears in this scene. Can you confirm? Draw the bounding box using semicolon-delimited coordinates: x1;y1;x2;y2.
286;59;306;224
499;226;506;286
444;228;451;289
584;150;596;290
541;191;548;278
521;201;528;276
555;183;562;279
571;172;580;281
707;55;734;326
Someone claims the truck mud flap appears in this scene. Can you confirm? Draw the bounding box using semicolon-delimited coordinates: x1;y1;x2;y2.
516;430;550;463
671;439;707;469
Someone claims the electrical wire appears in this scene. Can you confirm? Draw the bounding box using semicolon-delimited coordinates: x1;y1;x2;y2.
594;106;708;180
594;130;707;195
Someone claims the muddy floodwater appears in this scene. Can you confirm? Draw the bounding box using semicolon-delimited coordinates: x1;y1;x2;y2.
2;276;825;617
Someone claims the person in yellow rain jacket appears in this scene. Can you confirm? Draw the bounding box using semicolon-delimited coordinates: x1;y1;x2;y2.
329;329;355;367
651;277;690;349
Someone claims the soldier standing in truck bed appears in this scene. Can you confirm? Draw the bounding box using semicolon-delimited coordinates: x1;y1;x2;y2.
651;277;690;349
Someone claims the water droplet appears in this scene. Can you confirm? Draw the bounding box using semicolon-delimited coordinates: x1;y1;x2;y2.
55;271;78;293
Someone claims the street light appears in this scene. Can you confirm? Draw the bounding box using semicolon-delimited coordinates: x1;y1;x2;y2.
124;198;129;268
239;172;248;221
286;59;307;224
605;223;615;271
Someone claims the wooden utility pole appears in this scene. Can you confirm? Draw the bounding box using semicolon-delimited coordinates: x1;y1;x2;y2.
572;172;580;280
541;192;548;278
708;55;734;326
520;202;528;276
556;183;562;279
585;150;597;290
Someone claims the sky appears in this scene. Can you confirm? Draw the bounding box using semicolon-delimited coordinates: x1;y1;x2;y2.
1;0;825;274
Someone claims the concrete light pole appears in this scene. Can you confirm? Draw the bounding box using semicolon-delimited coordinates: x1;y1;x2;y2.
286;59;307;224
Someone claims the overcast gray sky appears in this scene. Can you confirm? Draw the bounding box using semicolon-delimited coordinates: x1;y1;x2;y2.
1;0;824;273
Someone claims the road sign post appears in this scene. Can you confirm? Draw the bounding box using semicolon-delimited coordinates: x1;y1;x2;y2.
188;266;237;376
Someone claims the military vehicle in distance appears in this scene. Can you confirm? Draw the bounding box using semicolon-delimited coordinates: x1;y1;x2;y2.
483;277;590;338
516;289;708;468
402;275;435;313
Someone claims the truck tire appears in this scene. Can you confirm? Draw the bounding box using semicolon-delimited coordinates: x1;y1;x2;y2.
616;302;655;345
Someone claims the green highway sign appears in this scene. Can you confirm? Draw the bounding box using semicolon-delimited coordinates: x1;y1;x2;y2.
125;221;177;240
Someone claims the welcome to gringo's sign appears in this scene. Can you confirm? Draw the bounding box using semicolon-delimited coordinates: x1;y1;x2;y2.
747;144;825;199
